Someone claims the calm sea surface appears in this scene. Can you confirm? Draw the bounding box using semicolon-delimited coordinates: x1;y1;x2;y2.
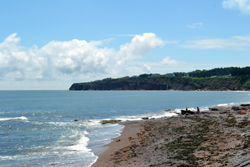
0;91;250;167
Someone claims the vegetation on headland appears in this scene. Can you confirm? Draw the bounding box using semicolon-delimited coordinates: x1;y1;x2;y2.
69;66;250;91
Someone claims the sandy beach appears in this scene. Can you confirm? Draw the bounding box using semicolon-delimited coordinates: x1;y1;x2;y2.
92;104;250;167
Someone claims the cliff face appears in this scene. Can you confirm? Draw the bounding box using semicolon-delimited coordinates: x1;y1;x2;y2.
69;76;250;91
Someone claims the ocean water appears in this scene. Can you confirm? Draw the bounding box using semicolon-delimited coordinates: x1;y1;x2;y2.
0;90;250;167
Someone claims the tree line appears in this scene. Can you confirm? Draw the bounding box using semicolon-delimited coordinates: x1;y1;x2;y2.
187;67;250;78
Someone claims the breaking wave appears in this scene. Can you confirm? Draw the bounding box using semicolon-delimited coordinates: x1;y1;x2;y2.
0;116;27;121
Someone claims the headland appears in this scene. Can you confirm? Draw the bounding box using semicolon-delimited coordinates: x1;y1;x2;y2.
70;66;250;91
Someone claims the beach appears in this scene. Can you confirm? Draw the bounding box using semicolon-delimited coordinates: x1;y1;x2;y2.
2;91;250;166
92;104;250;167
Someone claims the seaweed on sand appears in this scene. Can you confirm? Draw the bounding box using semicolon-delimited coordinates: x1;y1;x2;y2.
100;120;121;124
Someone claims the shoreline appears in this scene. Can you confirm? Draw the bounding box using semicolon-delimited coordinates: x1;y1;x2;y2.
92;104;250;167
92;121;142;167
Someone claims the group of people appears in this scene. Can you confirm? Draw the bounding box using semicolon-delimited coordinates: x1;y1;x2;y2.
186;107;200;114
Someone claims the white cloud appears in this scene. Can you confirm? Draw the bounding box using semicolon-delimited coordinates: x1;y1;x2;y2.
182;35;250;49
124;64;152;75
160;57;178;66
39;39;114;76
116;33;165;65
142;64;151;73
131;57;183;74
186;22;203;29
222;0;250;14
0;33;165;83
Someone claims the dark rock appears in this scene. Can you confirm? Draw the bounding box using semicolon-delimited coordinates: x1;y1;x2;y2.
74;119;79;122
209;108;219;111
142;117;149;120
232;106;241;111
241;104;250;107
181;110;196;115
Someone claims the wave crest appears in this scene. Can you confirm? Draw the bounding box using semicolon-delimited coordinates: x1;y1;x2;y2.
0;116;27;121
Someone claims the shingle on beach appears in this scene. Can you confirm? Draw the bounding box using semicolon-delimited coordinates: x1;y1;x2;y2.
92;104;250;167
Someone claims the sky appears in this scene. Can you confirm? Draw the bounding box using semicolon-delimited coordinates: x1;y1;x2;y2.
0;0;250;90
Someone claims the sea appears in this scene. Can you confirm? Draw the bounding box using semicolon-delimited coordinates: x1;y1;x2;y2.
0;90;250;167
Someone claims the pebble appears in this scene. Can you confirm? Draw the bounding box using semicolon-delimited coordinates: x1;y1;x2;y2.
241;133;247;137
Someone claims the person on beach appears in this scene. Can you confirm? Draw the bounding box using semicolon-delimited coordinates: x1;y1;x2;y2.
197;107;200;114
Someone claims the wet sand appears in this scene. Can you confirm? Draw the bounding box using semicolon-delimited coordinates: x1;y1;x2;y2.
92;104;250;167
92;121;142;167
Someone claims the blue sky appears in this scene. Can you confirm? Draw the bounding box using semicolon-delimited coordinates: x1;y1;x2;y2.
0;0;250;90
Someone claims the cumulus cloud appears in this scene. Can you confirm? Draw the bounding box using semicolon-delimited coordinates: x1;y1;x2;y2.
222;0;250;14
142;64;151;73
131;57;183;74
182;35;250;50
186;22;203;29
39;39;114;76
160;57;178;65
116;33;165;65
0;33;165;81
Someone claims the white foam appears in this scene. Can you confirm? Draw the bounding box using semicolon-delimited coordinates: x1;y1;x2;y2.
89;106;212;124
216;102;238;107
115;106;210;120
217;103;229;106
114;110;179;121
67;131;91;152
152;112;177;119
47;122;71;126
0;154;25;160
83;120;103;128
89;155;98;167
0;116;27;121
29;121;43;125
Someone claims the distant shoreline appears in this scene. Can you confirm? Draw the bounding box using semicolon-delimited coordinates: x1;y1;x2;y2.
69;76;250;91
69;89;250;91
92;104;250;167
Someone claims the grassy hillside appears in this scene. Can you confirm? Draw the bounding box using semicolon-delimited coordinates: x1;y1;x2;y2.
69;66;250;91
69;75;250;91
